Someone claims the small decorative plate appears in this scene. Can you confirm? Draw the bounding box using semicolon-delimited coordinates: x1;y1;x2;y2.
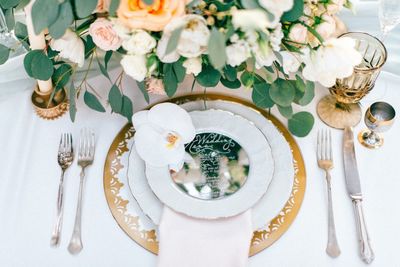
145;109;274;220
104;93;306;256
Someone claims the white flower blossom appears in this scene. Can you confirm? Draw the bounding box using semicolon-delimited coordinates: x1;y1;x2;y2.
270;23;284;51
281;51;301;74
226;40;251;67
259;0;294;27
183;57;202;76
232;9;271;31
121;54;147;82
50;29;84;67
122;30;156;55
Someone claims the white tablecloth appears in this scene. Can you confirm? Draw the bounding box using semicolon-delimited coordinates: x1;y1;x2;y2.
1;2;400;266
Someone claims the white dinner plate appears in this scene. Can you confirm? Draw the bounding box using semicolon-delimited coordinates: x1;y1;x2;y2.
128;100;294;229
144;109;274;219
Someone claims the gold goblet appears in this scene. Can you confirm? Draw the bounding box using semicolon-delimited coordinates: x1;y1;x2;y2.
358;102;395;149
317;32;387;129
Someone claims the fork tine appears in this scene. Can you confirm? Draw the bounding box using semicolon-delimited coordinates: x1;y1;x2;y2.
324;129;329;161
329;130;333;160
317;130;321;160
90;130;95;157
79;129;84;158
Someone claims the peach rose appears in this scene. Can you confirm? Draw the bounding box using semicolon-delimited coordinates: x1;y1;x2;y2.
95;0;111;13
89;18;123;51
117;0;188;32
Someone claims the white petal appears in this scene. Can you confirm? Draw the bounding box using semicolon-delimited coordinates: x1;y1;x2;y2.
132;110;149;130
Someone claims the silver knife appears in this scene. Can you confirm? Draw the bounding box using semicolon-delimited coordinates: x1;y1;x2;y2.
343;127;374;264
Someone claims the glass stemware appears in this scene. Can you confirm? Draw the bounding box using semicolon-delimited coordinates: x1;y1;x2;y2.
0;9;26;58
379;0;400;39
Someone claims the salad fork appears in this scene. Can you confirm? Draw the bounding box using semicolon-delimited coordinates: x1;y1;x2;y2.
68;128;95;255
50;133;73;247
317;129;341;258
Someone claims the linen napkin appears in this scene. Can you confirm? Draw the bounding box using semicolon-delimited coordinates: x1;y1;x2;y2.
157;206;253;267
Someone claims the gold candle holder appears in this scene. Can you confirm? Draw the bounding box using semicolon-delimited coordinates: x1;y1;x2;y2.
317;32;387;129
31;85;69;120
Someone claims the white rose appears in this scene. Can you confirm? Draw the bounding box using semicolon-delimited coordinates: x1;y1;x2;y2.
111;18;131;41
232;9;271;31
302;37;362;87
316;15;336;40
253;42;275;69
157;15;210;62
121;54;147;82
50;29;84;67
122;30;156;55
226;40;251;67
183;57;202;76
327;0;345;14
281;51;301;74
259;0;294;27
289;23;308;44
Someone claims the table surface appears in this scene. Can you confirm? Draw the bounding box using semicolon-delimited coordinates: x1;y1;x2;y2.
1;2;400;267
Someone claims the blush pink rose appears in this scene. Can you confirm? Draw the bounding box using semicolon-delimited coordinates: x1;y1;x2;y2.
89;18;122;51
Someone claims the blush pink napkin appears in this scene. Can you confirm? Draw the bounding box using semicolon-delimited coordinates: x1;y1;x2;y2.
157;207;253;267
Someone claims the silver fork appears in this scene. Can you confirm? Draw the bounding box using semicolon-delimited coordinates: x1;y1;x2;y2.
68;128;95;255
317;129;341;258
50;133;73;247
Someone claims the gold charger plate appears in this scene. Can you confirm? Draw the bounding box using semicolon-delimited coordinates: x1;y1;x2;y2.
104;93;306;256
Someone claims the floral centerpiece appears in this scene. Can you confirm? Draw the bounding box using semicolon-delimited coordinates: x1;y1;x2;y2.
0;0;361;136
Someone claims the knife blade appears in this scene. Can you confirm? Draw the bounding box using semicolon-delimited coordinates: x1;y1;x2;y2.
343;127;374;264
343;127;362;199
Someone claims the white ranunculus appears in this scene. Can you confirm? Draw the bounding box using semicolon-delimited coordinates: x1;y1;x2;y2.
121;54;147;82
259;0;294;27
132;103;196;171
50;29;84;67
253;41;275;69
288;23;308;44
226;40;251;67
281;51;301;74
302;37;362;87
122;30;156;55
157;15;210;62
183;57;202;76
316;15;336;40
232;9;271;31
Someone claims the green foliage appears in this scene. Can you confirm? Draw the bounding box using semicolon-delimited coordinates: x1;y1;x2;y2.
137;80;150;103
104;51;113;69
221;78;241;89
84;90;106;112
269;78;295;107
14;22;29;49
24;50;54;80
166;27;183;55
68;81;76;122
0;0;20;9
108;84;123;113
121;95;133;122
196;64;221;87
74;0;97;18
277;104;293;119
252;82;274;109
173;60;186;83
84;35;96;58
48;1;73;39
240;0;261;9
163;64;178;97
282;0;304;22
0;44;10;65
223;65;237;81
288;112;314;137
31;0;59;34
52;64;73;89
108;0;120;16
208;28;226;70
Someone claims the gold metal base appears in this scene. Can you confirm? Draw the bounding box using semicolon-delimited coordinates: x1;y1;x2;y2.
317;95;361;129
358;129;384;149
31;86;68;120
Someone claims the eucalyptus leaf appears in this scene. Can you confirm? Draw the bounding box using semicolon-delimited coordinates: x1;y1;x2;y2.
173;60;186;83
288;111;314;137
14;22;29;49
208;28;226;70
84;35;96;58
24;50;54;80
0;0;20;9
223;65;237;81
108;84;123;113
74;0;98;18
105;50;113;69
121;95;133;122
98;59;111;81
0;44;10;65
52;63;72;89
166;27;183;56
84;90;106;112
4;8;14;30
137;80;150;103
282;0;304;22
108;0;120;16
163;64;178;97
240;0;261;9
196;64;221;87
221;78;241;89
31;0;59;34
252;83;274;109
277;105;293;119
48;1;73;39
269;78;295;107
69;81;76;122
297;80;315;106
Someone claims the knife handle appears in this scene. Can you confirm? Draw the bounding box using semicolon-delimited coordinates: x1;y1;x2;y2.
353;199;374;264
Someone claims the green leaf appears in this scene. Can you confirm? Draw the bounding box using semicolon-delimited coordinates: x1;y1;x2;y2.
221;78;241;89
288;111;314;137
74;0;98;18
105;51;113;69
277;105;293;119
0;0;20;9
269;78;295;107
223;65;237;81
208;28;226;70
252;82;274;109
14;22;29;49
166;26;183;56
240;71;254;88
69;81;76;122
297;80;315;106
31;0;59;34
282;0;304;22
4;8;15;30
108;0;120;16
24;50;54;80
52;64;72;89
163;64;178;97
0;44;10;65
108;84;123;113
240;0;261;9
98;59;111;81
173;60;186;83
121;95;133;122
196;64;221;87
48;1;73;39
84;91;105;112
84;35;96;58
137;80;150;103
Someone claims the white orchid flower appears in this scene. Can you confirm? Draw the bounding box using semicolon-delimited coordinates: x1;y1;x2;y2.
132;103;196;171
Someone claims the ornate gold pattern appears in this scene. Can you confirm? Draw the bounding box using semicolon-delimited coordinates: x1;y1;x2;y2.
103;93;306;256
31;86;69;120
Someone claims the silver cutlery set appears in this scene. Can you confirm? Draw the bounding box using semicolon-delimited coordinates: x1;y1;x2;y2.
317;127;375;264
51;129;95;255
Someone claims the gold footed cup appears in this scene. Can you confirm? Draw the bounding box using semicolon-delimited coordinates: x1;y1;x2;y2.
31;85;69;120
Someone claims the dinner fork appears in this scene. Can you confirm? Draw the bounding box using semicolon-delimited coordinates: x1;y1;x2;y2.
317;129;341;258
68;129;95;255
50;133;73;247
